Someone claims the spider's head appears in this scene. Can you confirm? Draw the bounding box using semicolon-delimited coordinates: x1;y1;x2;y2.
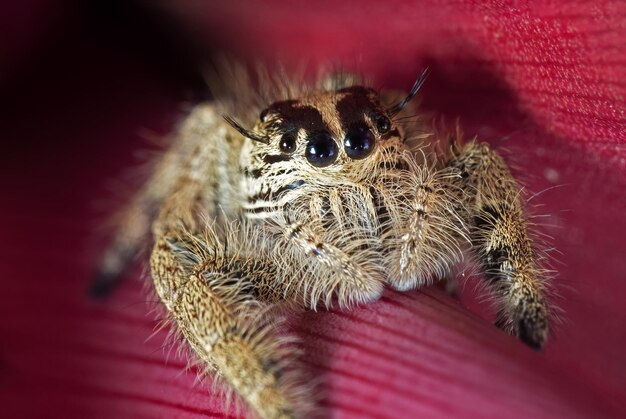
226;70;427;180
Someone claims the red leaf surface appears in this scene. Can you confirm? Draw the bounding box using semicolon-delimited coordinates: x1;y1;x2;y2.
1;1;625;418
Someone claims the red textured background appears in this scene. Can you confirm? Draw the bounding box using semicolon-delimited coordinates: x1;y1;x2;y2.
1;1;625;418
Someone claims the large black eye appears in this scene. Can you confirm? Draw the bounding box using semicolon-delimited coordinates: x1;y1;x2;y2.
344;123;375;160
279;133;296;153
260;108;269;122
305;131;338;167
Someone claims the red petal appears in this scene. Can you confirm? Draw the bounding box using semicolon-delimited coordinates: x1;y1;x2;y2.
1;1;625;417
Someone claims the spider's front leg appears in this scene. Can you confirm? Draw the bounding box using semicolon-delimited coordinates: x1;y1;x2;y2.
450;141;550;349
150;227;304;419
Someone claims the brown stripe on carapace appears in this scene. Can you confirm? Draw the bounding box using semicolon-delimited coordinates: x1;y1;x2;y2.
263;154;292;164
266;101;327;132
336;86;380;128
245;165;294;179
244;205;280;215
243;167;264;178
248;180;305;203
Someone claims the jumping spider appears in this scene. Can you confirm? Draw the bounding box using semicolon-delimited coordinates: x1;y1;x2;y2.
94;70;550;418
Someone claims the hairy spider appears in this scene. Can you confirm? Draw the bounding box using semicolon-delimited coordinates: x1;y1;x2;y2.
94;69;550;418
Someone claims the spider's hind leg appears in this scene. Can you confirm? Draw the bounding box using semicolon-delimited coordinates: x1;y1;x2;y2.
91;104;239;298
90;197;154;297
450;141;550;349
90;143;184;297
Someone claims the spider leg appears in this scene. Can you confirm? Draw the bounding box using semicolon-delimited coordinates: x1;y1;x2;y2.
142;133;306;417
90;170;174;297
450;141;549;349
151;228;306;419
91;105;240;297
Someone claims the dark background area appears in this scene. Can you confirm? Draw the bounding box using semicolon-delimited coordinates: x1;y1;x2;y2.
2;1;206;158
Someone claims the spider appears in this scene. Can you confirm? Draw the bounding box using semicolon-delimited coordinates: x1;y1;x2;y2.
93;69;550;418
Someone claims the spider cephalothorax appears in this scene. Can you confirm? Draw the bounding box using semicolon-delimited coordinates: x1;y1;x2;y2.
228;82;468;301
96;71;551;418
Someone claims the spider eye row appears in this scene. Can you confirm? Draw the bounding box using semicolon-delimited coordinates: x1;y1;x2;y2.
275;115;391;168
279;127;375;168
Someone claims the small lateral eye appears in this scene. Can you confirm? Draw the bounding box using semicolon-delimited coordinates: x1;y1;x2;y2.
260;109;269;122
279;133;296;153
305;131;338;167
374;114;391;133
344;123;375;160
